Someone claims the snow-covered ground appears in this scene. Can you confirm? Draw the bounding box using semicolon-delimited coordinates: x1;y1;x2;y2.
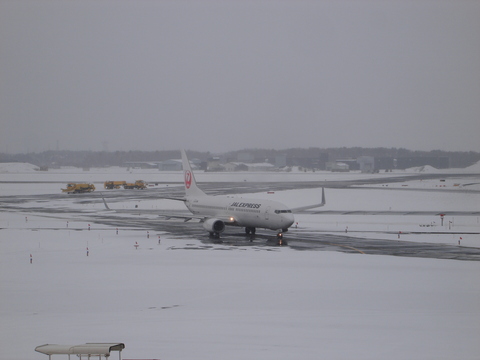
1;163;479;360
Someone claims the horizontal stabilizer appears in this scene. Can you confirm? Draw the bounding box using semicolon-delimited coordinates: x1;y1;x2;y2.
101;195;110;210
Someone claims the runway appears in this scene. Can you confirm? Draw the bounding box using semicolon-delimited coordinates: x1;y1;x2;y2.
1;173;479;261
2;197;480;262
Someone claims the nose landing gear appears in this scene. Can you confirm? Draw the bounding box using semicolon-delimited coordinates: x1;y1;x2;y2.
276;231;287;246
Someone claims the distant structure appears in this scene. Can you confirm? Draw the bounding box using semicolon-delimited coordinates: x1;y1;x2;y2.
246;162;275;172
224;162;248;171
206;157;222;171
287;153;329;170
357;156;375;173
5;147;474;169
121;153;450;173
124;158;203;171
123;161;160;169
237;152;255;163
333;159;359;171
275;154;287;168
326;162;349;172
356;156;450;172
158;159;183;171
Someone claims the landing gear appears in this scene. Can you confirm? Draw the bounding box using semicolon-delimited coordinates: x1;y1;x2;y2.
245;227;256;242
276;232;287;246
209;232;223;243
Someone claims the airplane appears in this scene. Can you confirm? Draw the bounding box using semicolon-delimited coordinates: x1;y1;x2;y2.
178;149;326;242
102;150;326;244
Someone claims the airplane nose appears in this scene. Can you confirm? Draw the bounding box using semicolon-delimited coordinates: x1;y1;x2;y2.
283;213;295;228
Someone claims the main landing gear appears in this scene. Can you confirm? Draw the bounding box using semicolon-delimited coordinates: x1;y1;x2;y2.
245;227;256;242
209;232;222;243
244;227;288;246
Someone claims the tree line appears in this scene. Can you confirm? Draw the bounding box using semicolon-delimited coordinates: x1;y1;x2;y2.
1;148;479;169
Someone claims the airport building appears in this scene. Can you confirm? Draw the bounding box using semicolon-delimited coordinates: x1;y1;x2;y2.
157;159;183;171
357;156;450;172
123;154;450;173
326;162;350;172
124;161;160;169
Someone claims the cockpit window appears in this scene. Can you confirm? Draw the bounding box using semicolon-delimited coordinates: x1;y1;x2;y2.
274;209;292;214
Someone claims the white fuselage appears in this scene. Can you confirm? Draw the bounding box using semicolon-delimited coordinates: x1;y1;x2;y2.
185;195;295;231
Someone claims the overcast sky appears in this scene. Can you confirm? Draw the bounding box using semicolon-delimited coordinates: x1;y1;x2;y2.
1;0;479;154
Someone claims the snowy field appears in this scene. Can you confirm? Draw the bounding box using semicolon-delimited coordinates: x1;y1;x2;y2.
1;163;480;360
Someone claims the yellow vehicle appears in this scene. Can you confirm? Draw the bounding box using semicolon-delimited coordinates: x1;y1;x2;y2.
123;180;147;190
62;183;95;194
104;181;127;189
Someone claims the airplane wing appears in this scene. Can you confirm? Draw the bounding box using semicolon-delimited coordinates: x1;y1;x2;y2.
154;213;237;225
101;195;192;217
159;214;203;222
101;194;185;210
291;187;326;213
100;196;230;223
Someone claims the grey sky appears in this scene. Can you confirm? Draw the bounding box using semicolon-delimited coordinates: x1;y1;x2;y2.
1;0;479;154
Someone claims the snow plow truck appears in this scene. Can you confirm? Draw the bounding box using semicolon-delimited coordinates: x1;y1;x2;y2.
104;181;127;189
62;183;95;194
123;180;147;189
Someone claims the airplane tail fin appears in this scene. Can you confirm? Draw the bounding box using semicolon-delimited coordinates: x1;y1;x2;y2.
181;149;206;197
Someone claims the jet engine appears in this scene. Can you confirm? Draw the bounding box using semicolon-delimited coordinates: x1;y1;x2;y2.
203;218;226;234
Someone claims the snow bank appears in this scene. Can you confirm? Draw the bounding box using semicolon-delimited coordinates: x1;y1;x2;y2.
1;212;480;360
1;166;480;360
465;160;480;173
0;162;39;173
407;161;480;174
406;165;439;173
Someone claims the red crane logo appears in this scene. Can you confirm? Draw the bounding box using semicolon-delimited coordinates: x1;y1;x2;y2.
185;170;192;189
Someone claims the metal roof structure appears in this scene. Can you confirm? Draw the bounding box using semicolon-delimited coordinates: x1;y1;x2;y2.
35;343;125;359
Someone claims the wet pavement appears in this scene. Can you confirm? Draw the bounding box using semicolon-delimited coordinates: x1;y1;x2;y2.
1;176;480;261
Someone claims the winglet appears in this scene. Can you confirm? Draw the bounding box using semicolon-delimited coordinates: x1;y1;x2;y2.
291;187;326;212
